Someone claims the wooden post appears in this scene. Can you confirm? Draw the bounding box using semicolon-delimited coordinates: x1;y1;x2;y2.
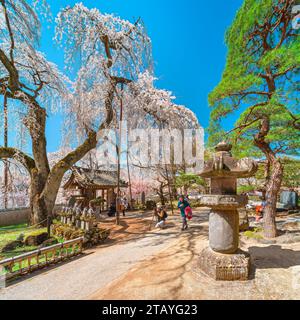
3;92;8;209
106;189;109;211
126;150;133;210
116;83;124;225
47;216;52;238
102;189;105;212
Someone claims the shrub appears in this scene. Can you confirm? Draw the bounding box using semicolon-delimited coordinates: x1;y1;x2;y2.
51;222;109;247
70;230;85;239
24;232;48;246
40;237;59;248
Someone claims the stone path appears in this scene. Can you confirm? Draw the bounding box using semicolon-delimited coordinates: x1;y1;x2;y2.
0;215;184;300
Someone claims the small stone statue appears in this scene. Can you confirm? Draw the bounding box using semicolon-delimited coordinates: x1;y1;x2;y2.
72;203;78;214
75;207;82;218
82;207;88;219
88;207;95;218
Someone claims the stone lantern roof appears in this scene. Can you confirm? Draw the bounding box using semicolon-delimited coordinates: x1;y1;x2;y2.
199;141;258;179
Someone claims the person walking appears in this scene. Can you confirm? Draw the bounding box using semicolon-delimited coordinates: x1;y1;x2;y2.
120;197;126;217
178;195;190;231
122;197;129;216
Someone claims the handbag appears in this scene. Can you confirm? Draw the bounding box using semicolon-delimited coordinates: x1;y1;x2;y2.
185;206;193;220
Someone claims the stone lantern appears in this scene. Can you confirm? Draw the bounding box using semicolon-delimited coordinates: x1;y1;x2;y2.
198;141;258;281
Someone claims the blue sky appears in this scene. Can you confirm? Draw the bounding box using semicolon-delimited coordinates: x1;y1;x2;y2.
41;0;243;152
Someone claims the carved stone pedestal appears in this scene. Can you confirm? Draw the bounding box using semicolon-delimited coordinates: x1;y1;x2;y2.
199;247;250;281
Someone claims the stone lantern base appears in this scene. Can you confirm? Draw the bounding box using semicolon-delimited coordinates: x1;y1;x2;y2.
199;247;250;281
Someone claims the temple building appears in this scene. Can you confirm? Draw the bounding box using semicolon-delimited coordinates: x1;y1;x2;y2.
63;166;127;210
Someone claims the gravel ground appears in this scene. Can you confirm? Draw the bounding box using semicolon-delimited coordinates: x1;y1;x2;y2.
0;215;184;300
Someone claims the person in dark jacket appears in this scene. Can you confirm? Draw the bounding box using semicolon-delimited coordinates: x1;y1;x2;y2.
108;202;116;217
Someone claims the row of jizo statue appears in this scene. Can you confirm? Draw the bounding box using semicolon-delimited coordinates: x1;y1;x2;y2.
59;202;97;232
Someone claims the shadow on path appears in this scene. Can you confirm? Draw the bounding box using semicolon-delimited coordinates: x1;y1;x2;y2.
249;245;300;270
100;225;209;300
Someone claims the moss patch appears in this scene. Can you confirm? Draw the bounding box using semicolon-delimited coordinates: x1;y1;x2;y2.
243;227;264;240
0;224;47;260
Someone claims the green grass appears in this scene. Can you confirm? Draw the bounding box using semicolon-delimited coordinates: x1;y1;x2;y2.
1;246;38;259
0;223;28;233
0;224;47;260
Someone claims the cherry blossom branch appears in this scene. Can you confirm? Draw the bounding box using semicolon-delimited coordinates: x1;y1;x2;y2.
0;147;36;172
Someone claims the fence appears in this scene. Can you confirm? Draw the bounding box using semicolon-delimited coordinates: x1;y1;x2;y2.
0;237;84;284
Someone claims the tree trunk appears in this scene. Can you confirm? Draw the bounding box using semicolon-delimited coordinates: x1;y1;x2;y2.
29;170;50;226
254;116;283;239
31;196;48;226
126;151;133;210
29;167;69;227
164;166;174;215
160;194;165;206
263;159;283;239
158;183;166;206
3;162;8;209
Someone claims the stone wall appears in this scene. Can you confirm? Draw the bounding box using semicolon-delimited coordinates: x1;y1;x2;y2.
0;208;30;227
0;206;63;227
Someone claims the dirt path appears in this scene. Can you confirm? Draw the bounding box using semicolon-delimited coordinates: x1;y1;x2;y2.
2;210;299;300
91;215;300;300
0;212;183;300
